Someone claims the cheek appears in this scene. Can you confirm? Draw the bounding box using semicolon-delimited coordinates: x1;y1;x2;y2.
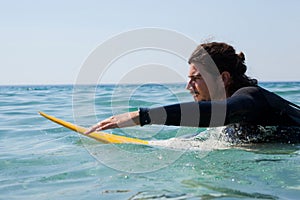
199;82;211;98
196;80;207;91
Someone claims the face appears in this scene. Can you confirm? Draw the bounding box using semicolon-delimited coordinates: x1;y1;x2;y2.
186;63;229;101
186;63;211;101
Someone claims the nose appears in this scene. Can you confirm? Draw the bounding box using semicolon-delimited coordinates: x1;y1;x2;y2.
186;79;193;90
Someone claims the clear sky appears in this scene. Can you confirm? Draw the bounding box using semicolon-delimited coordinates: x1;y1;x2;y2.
1;0;299;85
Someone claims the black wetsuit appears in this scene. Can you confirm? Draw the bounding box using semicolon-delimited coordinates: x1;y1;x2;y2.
139;86;300;143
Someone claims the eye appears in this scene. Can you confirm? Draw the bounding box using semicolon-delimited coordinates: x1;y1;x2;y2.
189;75;202;82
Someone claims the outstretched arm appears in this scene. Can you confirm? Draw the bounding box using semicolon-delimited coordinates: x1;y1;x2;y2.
85;87;268;134
84;111;140;134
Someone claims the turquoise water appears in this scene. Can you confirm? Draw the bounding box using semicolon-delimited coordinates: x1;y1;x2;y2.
0;82;300;199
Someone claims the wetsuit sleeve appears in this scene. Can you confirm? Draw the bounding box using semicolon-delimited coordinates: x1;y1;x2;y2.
139;87;270;127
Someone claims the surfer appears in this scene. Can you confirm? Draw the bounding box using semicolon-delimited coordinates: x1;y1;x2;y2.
85;42;300;143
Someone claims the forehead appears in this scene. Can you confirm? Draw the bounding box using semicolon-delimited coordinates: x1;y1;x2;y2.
189;62;220;78
188;63;202;75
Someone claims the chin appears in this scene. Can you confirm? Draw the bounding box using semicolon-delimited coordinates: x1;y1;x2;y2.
193;96;202;101
194;95;210;101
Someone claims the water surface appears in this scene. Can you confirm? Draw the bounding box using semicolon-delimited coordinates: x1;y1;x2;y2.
0;83;299;199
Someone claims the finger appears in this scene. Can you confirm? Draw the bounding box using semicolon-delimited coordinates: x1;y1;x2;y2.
84;124;101;134
84;116;117;134
84;128;96;135
97;123;118;131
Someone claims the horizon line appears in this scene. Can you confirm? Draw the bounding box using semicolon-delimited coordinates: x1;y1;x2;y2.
0;81;300;87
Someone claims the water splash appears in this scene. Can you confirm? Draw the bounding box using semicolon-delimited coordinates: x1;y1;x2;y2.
149;127;230;151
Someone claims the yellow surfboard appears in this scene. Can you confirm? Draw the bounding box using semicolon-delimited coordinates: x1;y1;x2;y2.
39;112;149;145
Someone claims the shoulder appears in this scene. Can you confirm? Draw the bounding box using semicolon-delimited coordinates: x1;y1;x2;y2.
230;86;287;109
229;86;272;108
232;86;286;102
231;86;264;97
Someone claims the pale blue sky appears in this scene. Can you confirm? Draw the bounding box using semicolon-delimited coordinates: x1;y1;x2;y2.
1;0;299;85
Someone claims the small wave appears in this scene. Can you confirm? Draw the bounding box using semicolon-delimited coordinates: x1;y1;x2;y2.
149;127;229;151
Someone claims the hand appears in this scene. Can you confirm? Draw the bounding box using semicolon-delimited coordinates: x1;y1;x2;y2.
84;111;140;134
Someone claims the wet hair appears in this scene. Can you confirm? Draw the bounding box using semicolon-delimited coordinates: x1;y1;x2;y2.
188;42;257;96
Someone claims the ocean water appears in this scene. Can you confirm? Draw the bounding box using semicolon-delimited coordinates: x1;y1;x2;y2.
0;82;300;200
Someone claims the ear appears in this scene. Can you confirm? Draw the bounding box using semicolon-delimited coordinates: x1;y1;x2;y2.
221;71;231;87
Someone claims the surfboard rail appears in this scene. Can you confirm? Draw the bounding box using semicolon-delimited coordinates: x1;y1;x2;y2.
39;111;149;145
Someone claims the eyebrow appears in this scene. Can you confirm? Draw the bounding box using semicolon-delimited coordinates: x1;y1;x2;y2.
188;74;202;78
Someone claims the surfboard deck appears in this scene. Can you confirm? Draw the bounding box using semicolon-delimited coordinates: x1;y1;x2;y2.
39;112;149;145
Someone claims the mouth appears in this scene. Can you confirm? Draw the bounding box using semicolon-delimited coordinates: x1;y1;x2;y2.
190;91;200;99
190;90;199;96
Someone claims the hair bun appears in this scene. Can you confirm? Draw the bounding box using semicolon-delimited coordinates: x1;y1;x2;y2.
238;52;245;61
235;52;247;75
